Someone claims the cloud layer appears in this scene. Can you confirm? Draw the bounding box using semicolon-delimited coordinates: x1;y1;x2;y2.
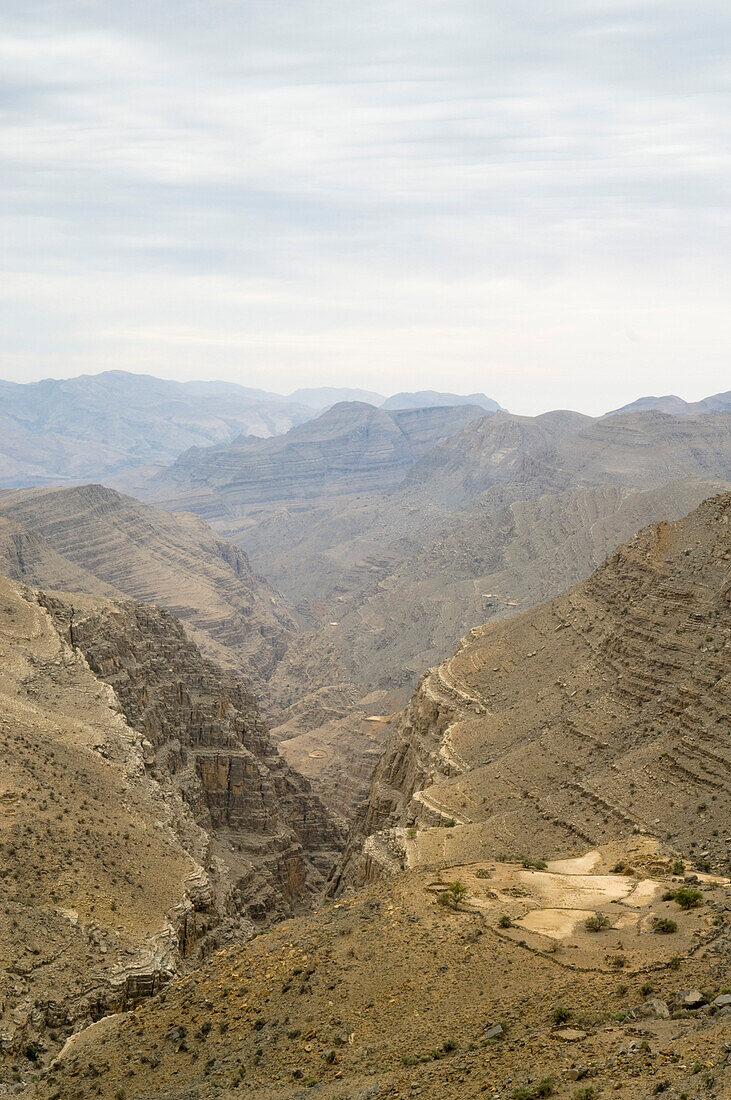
1;1;730;412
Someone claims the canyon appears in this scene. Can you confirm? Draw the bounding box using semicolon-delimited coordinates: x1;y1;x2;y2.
0;378;728;1099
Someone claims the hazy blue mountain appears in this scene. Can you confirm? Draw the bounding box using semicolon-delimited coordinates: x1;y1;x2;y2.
0;370;314;488
381;390;504;412
288;386;386;409
605;389;731;418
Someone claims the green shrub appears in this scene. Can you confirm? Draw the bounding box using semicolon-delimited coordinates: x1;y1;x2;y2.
522;858;548;870
584;912;611;932
573;1088;595;1100
438;880;468;909
551;1004;571;1025
652;916;678;934
498;914;512;928
672;887;703;910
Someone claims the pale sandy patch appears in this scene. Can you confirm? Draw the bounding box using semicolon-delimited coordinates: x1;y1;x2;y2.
547;851;601;875
622;879;661;907
516;908;594;939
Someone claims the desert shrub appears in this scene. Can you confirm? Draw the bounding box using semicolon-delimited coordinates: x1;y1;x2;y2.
573;1088;595;1100
522;858;548;870
652;916;678;934
511;1080;555;1100
551;1004;571;1025
584;912;611;932
673;888;702;910
438;880;468;909
498;914;512;928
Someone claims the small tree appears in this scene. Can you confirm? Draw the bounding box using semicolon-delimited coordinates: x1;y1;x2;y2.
438;880;468;909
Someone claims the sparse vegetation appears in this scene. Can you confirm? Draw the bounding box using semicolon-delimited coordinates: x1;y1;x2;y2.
512;1079;555;1100
438;879;468;909
498;914;512;928
551;1004;571;1025
652;916;678;934
584;911;611;932
402;1038;459;1065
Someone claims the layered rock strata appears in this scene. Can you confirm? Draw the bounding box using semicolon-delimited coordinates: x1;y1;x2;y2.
335;493;731;891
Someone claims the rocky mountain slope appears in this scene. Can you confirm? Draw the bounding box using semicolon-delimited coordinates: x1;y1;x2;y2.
27;838;730;1100
0;574;340;1062
336;493;731;893
0;484;295;695
0;371;320;488
147;400;488;516
251;415;729;816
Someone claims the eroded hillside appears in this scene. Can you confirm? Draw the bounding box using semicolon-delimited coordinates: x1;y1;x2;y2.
337;493;731;890
27;839;730;1100
0;485;295;694
0;576;340;1063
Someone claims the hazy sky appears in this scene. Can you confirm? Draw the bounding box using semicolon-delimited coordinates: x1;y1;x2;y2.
2;1;730;414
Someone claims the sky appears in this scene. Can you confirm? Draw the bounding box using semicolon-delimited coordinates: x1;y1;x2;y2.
1;1;730;415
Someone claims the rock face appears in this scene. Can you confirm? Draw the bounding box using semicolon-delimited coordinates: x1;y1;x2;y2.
335;493;731;891
0;574;340;1058
148;400;487;515
0;484;295;693
41;592;342;914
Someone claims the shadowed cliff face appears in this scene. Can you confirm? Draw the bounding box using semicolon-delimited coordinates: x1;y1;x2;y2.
334;493;731;893
40;593;343;912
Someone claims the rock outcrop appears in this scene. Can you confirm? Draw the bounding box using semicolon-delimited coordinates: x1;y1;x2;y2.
0;575;340;1059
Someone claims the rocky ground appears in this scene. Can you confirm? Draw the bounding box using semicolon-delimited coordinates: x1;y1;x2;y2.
21;838;730;1100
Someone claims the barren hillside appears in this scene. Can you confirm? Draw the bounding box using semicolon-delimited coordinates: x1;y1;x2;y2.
27;840;730;1100
0;485;295;693
0;576;340;1064
337;493;731;890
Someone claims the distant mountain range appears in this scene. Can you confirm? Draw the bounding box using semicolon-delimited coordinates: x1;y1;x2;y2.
146;400;488;514
0;371;507;488
605;389;731;417
381;390;503;412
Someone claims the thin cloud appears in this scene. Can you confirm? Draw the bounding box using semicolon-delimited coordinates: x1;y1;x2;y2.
1;1;730;412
